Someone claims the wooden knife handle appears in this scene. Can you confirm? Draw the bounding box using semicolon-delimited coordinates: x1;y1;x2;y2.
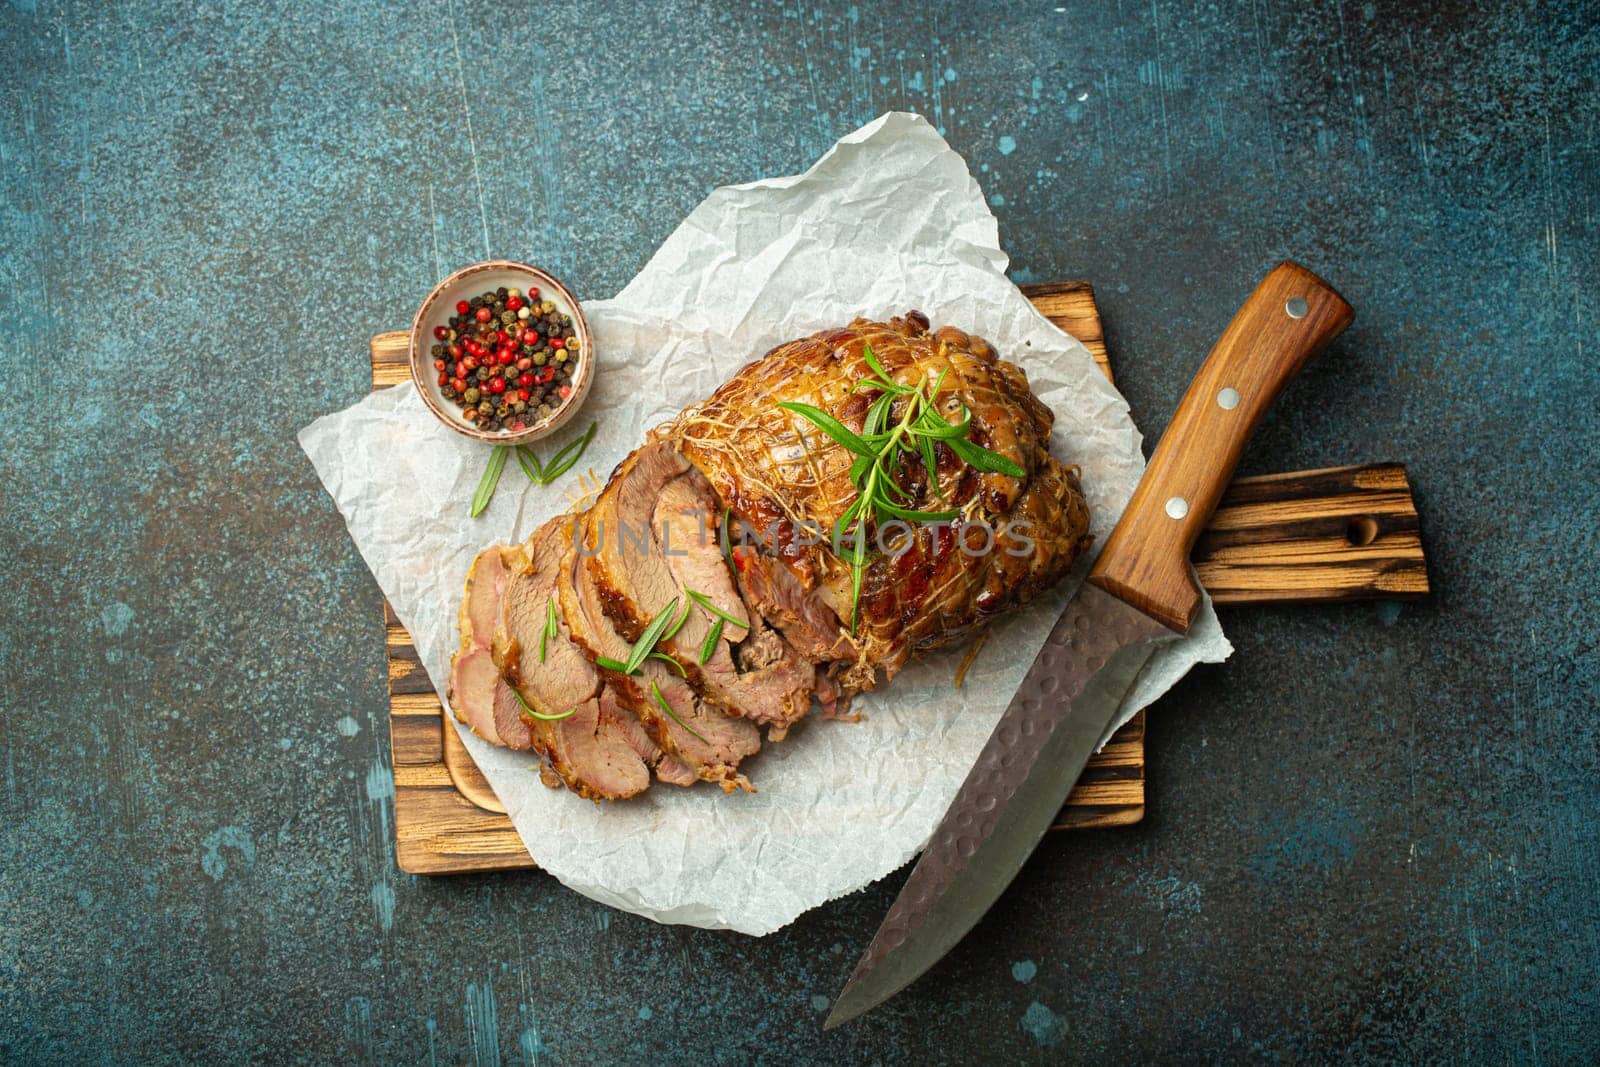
1089;261;1354;633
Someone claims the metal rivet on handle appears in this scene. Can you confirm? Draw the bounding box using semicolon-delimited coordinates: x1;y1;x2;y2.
1217;387;1241;410
1165;496;1189;519
1285;296;1309;318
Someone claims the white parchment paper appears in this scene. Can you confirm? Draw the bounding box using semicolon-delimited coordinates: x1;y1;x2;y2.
299;112;1230;935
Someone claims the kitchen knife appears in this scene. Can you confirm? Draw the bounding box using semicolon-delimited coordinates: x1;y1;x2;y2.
825;261;1354;1028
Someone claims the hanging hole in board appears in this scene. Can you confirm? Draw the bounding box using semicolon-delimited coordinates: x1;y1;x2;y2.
1345;516;1379;546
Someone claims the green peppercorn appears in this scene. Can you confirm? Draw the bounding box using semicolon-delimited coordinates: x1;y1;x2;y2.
464;387;480;404
478;400;492;415
555;350;568;364
533;352;547;366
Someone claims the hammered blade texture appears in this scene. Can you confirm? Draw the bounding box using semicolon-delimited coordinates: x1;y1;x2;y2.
845;584;1174;983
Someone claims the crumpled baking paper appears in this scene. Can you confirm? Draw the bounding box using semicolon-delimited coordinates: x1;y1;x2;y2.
299;112;1230;935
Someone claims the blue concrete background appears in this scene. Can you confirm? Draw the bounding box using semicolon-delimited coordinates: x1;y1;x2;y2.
2;0;1596;1062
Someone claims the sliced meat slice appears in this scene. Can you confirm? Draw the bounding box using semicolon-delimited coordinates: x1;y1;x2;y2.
456;542;525;650
559;509;759;791
651;470;816;740
729;543;855;665
585;440;815;738
447;543;529;745
493;520;659;801
447;646;504;745
490;675;533;751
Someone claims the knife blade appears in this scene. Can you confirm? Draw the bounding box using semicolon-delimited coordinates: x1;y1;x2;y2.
826;261;1354;1028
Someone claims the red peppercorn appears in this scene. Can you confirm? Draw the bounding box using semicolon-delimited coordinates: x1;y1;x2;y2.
528;287;540;300
499;351;515;366
515;388;529;403
433;359;446;371
488;378;507;395
517;372;534;388
550;337;565;349
463;357;478;373
506;295;524;311
540;366;556;383
455;300;471;315
496;329;508;343
433;325;448;340
475;306;492;323
437;372;448;386
516;357;533;371
559;385;571;399
522;329;539;345
448;343;462;358
452;377;467;393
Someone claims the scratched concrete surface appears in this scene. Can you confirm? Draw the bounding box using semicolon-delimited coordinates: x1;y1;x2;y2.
1;0;1596;1062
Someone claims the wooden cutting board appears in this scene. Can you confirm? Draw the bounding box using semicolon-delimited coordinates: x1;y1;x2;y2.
371;281;1429;875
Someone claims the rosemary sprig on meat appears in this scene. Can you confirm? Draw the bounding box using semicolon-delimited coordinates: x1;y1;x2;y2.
684;590;750;632
511;685;576;722
540;596;557;663
650;680;708;745
698;619;724;665
596;598;690;677
778;344;1025;628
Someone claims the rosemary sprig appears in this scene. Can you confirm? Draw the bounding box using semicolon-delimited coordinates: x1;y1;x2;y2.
719;507;735;571
475;421;596;516
593;597;685;677
470;446;511;517
623;598;680;675
698;618;724;665
539;420;598;484
515;420;598;487
684;589;750;631
511;685;577;722
649;651;687;677
650;680;708;745
540;596;557;664
516;445;545;484
594;649;684;678
661;597;693;643
778;345;1026;626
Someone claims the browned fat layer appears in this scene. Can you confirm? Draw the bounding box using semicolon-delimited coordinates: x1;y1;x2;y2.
501;638;522;687
600;670;647;713
588;559;650;644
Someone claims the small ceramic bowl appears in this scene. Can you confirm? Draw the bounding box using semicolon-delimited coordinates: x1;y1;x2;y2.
409;260;594;444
